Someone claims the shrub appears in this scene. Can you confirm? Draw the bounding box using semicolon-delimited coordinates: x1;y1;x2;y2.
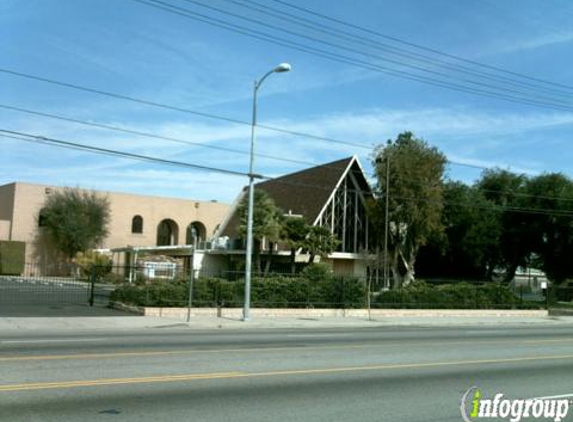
374;281;540;309
110;277;541;310
302;263;333;282
73;250;112;281
110;273;367;308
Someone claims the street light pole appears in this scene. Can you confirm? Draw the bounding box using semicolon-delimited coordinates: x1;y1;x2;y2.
244;63;291;322
383;153;390;290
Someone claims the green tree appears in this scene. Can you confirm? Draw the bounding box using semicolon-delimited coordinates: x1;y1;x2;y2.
303;226;340;264
420;181;501;280
370;132;447;288
237;189;283;274
40;188;110;259
477;169;531;283
525;173;573;284
281;216;310;274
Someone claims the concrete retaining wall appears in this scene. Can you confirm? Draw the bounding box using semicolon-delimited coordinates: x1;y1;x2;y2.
140;307;548;319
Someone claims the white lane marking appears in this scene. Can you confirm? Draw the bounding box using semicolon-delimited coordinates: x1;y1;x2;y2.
286;334;351;338
1;338;108;344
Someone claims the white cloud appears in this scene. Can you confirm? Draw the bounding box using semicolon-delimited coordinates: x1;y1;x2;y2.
493;31;573;54
4;105;572;201
272;107;573;142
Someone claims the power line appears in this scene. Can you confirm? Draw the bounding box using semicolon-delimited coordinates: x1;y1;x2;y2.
0;104;313;167
0;11;566;175
0;129;255;178
232;0;573;99
478;188;573;204
0;100;552;180
1;100;531;177
0;68;369;149
132;0;573;111
270;0;573;92
0;68;533;174
236;174;573;218
187;0;571;104
226;0;572;99
0;103;386;181
5;128;573;217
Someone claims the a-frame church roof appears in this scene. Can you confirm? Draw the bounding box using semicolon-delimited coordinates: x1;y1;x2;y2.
219;156;372;238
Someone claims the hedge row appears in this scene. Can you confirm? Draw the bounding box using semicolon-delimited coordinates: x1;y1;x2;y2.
109;275;367;309
110;276;540;309
374;282;540;309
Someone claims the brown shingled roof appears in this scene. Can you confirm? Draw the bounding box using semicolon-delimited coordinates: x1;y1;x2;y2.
220;156;363;238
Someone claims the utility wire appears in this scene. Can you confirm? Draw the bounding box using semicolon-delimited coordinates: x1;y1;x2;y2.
0;129;256;178
3;104;537;202
0;71;511;172
1;101;537;178
267;177;573;218
133;0;573;111
0;12;566;174
228;0;573;99
183;0;573;104
0;104;313;167
198;172;573;218
0;68;369;149
5;128;573;218
3;100;565;201
271;0;573;92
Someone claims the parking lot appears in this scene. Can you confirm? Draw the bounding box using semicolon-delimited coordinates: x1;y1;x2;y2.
0;276;124;317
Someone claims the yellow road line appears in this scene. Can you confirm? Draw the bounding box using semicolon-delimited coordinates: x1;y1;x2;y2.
522;338;573;344
0;344;366;362
1;353;573;392
1;338;573;362
0;372;244;392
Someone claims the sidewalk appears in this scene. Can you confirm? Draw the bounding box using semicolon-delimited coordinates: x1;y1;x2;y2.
1;313;573;334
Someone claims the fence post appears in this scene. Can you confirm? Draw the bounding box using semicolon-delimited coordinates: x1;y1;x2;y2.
366;276;371;321
341;276;345;310
186;242;196;323
216;281;221;317
89;266;95;307
306;276;310;309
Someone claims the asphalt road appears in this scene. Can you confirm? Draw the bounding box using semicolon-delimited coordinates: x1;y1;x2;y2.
1;325;573;422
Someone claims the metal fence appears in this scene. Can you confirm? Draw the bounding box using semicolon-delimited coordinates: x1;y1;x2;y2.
2;262;571;311
0;262;91;305
104;266;555;310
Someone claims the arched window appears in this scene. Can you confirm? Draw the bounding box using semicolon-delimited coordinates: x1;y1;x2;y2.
38;208;48;227
131;215;143;234
186;221;207;244
157;219;179;246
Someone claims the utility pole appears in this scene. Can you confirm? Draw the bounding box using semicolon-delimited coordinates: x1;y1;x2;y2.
243;63;291;321
383;153;390;290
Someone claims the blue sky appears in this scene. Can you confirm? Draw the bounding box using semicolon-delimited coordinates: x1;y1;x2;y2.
2;0;573;202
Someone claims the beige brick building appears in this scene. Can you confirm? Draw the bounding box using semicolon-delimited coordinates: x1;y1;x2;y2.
0;182;230;266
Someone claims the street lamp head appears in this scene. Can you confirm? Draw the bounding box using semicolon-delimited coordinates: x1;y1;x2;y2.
274;63;292;73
